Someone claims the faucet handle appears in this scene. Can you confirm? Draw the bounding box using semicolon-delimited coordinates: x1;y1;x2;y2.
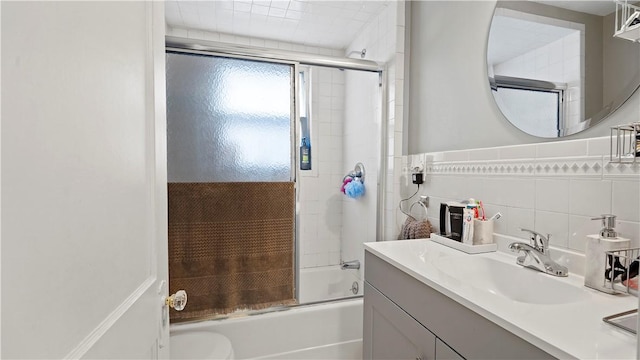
519;228;550;252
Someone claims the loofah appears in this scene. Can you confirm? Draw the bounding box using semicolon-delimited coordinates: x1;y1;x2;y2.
340;177;353;194
344;178;365;198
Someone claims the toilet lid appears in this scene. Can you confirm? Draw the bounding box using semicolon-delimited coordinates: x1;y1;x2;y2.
170;331;234;360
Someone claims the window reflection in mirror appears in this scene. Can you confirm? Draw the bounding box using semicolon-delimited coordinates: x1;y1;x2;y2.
487;1;640;138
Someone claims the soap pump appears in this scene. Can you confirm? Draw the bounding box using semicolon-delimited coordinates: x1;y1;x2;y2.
584;214;629;293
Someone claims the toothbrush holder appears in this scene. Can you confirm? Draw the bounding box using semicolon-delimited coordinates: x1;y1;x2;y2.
473;219;494;245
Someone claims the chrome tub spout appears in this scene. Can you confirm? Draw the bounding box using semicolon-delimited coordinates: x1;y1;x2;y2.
341;260;360;270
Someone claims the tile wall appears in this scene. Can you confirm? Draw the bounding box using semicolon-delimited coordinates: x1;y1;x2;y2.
346;1;407;241
401;137;640;253
298;66;346;269
341;69;381;269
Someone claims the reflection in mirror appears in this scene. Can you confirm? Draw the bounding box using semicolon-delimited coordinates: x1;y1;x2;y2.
487;1;640;138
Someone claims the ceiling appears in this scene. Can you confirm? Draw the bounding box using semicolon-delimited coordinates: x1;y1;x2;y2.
532;1;616;16
488;15;578;66
165;0;390;49
489;1;618;66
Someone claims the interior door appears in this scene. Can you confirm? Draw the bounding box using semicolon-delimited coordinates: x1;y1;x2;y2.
2;2;170;358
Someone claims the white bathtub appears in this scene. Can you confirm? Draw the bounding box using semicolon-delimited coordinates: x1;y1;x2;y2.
298;265;363;304
170;299;363;360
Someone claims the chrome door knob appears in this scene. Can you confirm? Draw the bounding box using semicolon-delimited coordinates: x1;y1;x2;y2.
165;290;187;311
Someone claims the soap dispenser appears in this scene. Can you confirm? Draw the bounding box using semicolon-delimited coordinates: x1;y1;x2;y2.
584;214;629;293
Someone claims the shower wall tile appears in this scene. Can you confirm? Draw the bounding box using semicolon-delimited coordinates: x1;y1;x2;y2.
297;66;346;269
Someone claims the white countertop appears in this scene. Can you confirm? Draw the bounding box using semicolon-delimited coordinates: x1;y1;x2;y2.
364;239;638;359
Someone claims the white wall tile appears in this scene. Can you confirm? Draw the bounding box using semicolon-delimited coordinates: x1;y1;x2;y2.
468;148;500;161
569;179;611;217
412;134;640;255
567;215;600;252
612;180;640;222
481;203;508;234
536;139;588;158
506;207;535;239
587;137;610;157
484;178;535;208
617;221;640;248
536;179;569;213
535;210;569;248
442;150;469;162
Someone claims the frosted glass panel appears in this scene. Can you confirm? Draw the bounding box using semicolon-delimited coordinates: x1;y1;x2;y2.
493;88;559;138
166;52;293;182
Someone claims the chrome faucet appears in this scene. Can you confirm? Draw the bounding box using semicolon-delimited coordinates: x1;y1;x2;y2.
508;228;568;277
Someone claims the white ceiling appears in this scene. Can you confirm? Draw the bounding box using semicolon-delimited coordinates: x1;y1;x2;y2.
488;15;578;66
489;1;616;66
165;0;390;49
532;1;616;16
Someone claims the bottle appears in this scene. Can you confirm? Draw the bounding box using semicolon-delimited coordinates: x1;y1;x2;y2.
584;214;629;294
300;137;311;170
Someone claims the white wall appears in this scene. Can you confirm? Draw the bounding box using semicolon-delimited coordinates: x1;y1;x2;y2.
2;2;168;358
407;0;640;154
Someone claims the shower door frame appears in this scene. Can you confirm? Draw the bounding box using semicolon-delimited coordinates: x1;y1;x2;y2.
166;47;300;314
166;36;386;310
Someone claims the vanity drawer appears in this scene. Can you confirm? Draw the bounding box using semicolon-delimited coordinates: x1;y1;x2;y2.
364;251;554;360
364;282;436;360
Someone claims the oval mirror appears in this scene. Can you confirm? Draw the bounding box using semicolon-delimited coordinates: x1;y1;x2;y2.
487;1;640;138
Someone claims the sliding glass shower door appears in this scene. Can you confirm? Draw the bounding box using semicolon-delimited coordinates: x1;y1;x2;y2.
165;51;296;322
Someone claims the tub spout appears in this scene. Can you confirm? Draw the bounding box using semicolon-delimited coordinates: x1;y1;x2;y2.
341;260;360;270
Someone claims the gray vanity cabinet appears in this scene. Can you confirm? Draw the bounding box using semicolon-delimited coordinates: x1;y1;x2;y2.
363;282;437;360
435;339;464;360
364;251;554;360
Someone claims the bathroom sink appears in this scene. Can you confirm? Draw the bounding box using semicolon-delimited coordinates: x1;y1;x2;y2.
433;255;590;304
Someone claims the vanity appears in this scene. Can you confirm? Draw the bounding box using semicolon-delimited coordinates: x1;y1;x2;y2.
363;239;638;359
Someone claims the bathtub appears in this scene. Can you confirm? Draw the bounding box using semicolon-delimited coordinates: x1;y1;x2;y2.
298;265;363;303
170;298;363;359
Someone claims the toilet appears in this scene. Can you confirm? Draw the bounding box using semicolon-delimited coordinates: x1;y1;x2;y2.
170;331;234;360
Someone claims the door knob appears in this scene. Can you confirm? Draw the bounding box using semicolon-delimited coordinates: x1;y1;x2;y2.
165;290;187;311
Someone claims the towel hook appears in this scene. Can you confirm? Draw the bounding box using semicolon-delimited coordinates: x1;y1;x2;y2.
343;162;365;184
